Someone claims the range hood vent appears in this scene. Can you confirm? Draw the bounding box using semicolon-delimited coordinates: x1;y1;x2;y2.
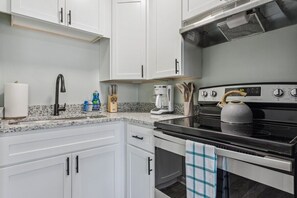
181;0;297;48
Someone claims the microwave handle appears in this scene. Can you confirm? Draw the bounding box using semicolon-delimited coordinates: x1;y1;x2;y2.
154;132;292;172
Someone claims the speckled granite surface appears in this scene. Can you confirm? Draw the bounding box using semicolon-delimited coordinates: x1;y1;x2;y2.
0;112;184;134
27;103;198;117
28;103;156;117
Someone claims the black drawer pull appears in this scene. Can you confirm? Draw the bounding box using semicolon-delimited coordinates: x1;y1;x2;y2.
175;59;179;74
132;135;144;140
76;155;79;173
141;65;144;78
66;157;70;176
148;157;153;175
60;8;64;23
68;10;72;25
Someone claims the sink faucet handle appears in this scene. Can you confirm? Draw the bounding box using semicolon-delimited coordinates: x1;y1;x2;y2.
61;103;67;111
58;103;66;112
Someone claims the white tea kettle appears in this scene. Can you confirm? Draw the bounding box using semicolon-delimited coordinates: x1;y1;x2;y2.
217;90;253;124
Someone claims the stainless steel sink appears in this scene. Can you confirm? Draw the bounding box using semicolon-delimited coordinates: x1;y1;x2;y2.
8;115;106;125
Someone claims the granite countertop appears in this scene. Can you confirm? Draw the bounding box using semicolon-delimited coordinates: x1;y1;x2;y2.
0;112;185;134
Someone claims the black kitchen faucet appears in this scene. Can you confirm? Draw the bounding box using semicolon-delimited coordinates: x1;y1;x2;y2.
54;74;66;116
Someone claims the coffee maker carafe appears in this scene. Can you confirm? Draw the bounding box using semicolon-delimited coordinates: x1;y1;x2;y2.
150;85;174;115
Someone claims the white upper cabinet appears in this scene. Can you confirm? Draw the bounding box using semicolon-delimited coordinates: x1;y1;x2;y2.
0;0;11;14
149;0;182;78
112;0;147;80
11;0;64;25
183;0;226;21
0;155;71;198
10;0;112;41
149;0;202;79
66;0;99;34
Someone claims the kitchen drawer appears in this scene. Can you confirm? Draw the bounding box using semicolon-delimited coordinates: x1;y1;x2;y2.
0;122;123;167
127;124;154;153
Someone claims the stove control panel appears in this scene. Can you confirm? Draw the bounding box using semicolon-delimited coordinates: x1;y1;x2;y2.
291;88;297;97
198;84;297;103
273;88;284;97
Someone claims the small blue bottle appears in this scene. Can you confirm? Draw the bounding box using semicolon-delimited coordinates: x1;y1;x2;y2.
83;100;89;112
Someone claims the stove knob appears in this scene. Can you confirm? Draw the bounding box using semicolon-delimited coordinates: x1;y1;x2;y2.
201;91;208;97
291;88;297;97
273;89;284;97
210;91;217;97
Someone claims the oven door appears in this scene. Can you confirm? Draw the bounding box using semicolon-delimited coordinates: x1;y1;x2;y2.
154;131;295;198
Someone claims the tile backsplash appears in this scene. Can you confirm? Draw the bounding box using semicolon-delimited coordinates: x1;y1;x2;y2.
26;103;197;117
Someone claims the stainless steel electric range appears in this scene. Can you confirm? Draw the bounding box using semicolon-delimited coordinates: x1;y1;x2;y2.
154;83;297;198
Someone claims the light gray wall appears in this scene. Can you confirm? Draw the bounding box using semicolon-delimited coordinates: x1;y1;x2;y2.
1;12;296;107
139;24;297;104
0;13;138;106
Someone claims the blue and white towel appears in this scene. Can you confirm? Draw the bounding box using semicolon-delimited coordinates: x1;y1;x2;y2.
186;140;217;198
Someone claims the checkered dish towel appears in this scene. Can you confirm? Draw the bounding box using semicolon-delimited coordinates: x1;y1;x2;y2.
186;140;217;198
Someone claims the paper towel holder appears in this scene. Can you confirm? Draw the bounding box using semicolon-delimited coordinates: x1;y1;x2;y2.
4;82;29;119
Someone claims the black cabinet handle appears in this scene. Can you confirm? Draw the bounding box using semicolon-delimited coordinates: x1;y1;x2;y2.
66;157;70;176
68;10;72;25
141;65;144;78
132;135;144;140
76;155;79;173
60;8;64;23
148;157;153;175
175;59;179;74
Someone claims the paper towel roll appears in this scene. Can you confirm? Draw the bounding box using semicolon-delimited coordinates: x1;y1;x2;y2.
4;83;29;119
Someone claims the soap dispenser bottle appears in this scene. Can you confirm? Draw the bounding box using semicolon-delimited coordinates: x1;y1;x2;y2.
92;91;101;111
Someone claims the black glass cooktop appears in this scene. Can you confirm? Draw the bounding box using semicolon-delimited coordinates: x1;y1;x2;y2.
155;116;297;157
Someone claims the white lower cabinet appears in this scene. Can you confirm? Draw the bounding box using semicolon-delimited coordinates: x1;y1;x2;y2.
72;145;121;198
0;155;71;198
0;123;124;198
0;122;157;198
0;144;121;198
127;144;154;198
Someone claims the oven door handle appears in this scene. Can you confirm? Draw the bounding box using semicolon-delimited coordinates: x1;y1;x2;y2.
154;132;293;172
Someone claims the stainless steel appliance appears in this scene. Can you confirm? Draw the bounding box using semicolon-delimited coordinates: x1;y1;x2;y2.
151;85;174;115
181;0;297;48
154;83;297;198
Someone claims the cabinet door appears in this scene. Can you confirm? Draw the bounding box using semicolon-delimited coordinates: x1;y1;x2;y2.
0;0;10;14
127;145;154;198
183;0;226;21
149;0;182;79
66;0;100;34
72;145;121;198
11;0;65;25
0;155;71;198
112;0;146;80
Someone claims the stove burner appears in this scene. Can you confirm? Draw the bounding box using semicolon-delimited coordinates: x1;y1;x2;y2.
220;122;271;138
